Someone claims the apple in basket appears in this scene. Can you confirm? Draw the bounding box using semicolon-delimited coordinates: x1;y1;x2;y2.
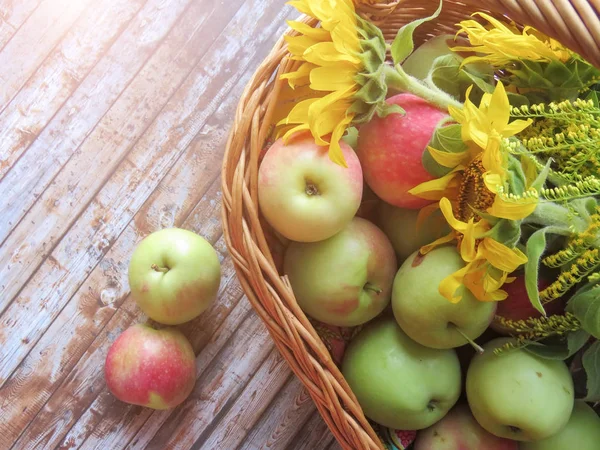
392;246;497;349
105;324;196;409
128;228;222;325
356;93;449;209
284;217;397;327
520;401;600;450
258;134;363;243
342;316;462;430
378;201;449;264
466;337;574;442
414;404;518;450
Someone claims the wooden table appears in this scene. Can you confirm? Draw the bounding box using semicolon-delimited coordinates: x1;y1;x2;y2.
0;1;340;448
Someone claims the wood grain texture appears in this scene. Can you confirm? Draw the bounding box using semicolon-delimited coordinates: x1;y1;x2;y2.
0;0;335;448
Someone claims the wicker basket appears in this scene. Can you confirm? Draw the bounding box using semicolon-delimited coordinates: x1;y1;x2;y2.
221;1;600;448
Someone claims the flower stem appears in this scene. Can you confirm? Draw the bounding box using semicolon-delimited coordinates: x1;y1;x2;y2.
384;64;463;112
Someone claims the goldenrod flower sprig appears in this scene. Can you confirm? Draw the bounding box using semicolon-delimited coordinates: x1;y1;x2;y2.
409;82;543;303
453;13;600;101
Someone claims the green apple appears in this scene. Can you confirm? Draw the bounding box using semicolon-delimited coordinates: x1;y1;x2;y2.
378;201;449;263
258;135;363;242
520;401;600;450
284;217;397;327
392;246;496;349
105;324;196;409
402;34;455;80
466;338;575;442
342;316;461;430
128;228;221;325
414;404;518;450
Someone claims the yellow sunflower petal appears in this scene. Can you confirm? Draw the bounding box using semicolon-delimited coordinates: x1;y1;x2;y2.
439;264;471;303
287;20;331;41
502;118;533;137
463;266;509;301
281;62;314;88
487;81;510;130
486;193;537;220
408;169;462;200
304;41;361;66
309;65;357;91
479;238;527;272
428;146;469;168
419;231;456;255
328;114;353;167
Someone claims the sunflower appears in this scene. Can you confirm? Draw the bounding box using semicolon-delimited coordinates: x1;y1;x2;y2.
278;0;390;167
452;12;571;67
410;82;538;302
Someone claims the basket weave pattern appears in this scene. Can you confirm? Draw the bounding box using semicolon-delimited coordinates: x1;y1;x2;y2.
221;1;600;448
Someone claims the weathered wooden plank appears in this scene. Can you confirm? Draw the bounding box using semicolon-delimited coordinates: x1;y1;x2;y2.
0;0;146;182
0;0;95;111
0;0;291;355
0;0;202;245
0;78;249;448
0;0;195;243
197;348;293;449
241;377;318;450
288;411;337;450
0;1;43;50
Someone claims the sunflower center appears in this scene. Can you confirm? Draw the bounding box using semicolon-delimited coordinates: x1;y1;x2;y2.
457;155;495;222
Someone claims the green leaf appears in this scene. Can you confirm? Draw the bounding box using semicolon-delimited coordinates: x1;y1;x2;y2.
342;127;359;150
582;340;600;401
376;103;404;118
390;0;442;65
567;287;600;339
428;54;494;104
568;329;591;357
422;123;467;177
523;341;569;360
524;227;551;316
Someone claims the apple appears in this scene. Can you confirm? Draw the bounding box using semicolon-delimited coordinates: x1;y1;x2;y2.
258;134;363;242
284;217;397;327
520;401;600;450
356;93;448;209
378;201;449;263
105;324;196;409
490;274;562;335
392;246;497;349
128;228;222;325
402;34;456;80
466;337;575;442
414;404;518;450
342;316;462;430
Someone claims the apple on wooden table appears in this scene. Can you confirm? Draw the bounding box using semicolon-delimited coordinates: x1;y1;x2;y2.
284;217;397;327
258;134;363;243
105;324;196;410
414;404;518;450
128;227;221;325
466;337;575;442
342;316;462;430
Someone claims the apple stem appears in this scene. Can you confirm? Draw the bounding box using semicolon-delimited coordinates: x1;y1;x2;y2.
363;283;383;294
151;264;169;273
454;326;485;354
